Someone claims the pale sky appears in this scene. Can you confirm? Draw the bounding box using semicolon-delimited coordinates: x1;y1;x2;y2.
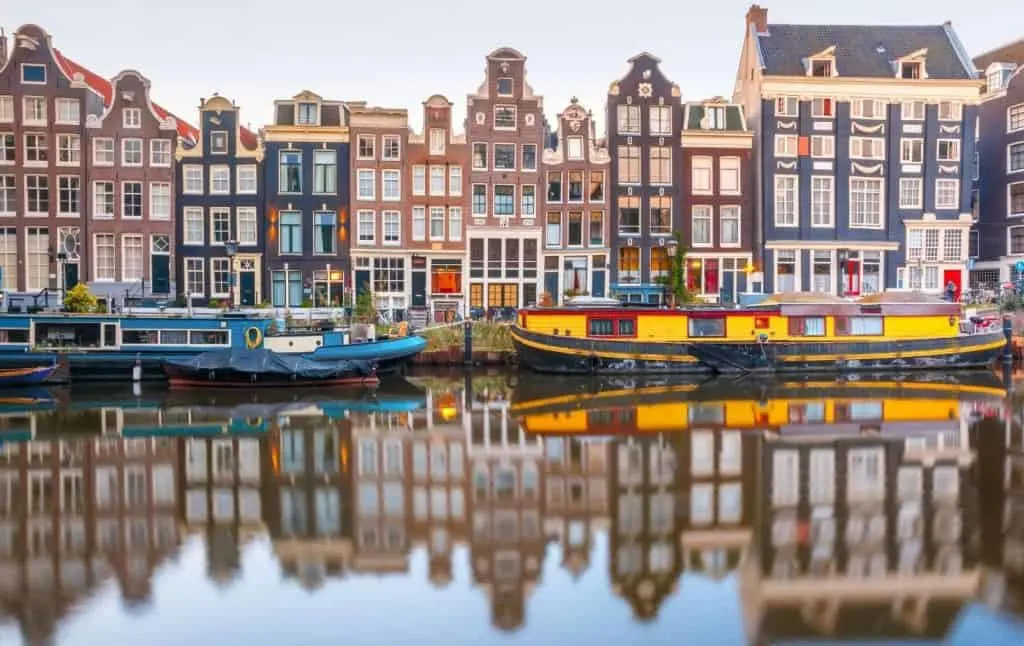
5;0;1023;134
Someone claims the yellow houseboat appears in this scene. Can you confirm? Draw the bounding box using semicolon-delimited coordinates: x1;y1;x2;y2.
511;373;1007;436
510;293;1007;375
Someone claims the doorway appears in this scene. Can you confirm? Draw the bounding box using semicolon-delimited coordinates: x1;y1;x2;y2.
239;271;256;306
942;269;962;300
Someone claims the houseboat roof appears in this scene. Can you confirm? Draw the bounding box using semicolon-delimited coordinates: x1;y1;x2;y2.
858;291;946;304
757;292;848;306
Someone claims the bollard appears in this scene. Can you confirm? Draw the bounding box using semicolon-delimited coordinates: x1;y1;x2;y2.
463;320;473;365
132;356;142;382
1003;315;1014;366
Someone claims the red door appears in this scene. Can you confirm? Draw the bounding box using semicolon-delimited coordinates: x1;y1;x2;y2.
845;260;860;296
943;269;962;300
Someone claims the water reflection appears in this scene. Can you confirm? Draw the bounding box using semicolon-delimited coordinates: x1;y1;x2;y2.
0;372;1022;644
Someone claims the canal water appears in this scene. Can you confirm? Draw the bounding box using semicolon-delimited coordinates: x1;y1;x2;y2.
1;370;1024;645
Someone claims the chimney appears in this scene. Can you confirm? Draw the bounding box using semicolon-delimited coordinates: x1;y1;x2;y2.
0;29;7;68
746;4;768;34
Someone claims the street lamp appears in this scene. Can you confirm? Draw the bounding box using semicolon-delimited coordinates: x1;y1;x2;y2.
224;240;239;309
664;242;678;307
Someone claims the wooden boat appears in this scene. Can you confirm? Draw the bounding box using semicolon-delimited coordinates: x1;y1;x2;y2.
162;348;379;389
0;360;57;388
511;292;1007;375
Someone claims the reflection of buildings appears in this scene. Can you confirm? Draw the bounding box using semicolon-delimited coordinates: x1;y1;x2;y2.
542;436;609;579
1005;413;1024;614
468;388;545;631
0;436;181;644
749;402;982;640
609;434;681;620
262;407;352;590
181;435;263;585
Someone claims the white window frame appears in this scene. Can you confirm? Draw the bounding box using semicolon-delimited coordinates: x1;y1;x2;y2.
236;166;257;194
849;177;884;229
209;165;230;195
381;135;401;161
850;137;885;160
692;205;713;247
899;177;923;209
901;100;925;121
810;135;834;158
810;175;834;228
149;139;172;167
449;166;462;196
937;139;961;162
900;138;923;164
935;179;959;210
356;169;375;200
719;205;741;247
92;137;115;166
149;182;171;220
381;210;401;246
774;175;798;227
122;107;142;128
691;156;713;195
719;156;741;195
412;206;426;241
357;209;375;245
183;207;204;245
774;134;797;157
121;234;145;282
412;165;426;196
381;169;401;202
121;138;144;167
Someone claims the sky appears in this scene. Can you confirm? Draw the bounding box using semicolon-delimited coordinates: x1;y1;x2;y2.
4;0;1023;135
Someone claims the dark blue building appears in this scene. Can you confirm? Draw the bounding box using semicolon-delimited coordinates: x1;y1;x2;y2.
261;91;350;308
175;94;264;306
734;6;981;297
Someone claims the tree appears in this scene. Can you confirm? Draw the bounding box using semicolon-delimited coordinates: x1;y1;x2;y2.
63;283;98;313
655;231;696;306
353;283;378;323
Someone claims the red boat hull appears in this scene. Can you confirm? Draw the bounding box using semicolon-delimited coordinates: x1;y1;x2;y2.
167;375;379;389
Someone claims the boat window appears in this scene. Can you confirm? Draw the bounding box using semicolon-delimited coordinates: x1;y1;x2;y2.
190;330;229;345
835;316;883;336
788;317;826;337
34;322;105;349
589;319;615;336
122;330;159;344
102;323;118;348
689;317;726;338
618;319;635;336
689;404;725;424
0;329;29;344
160;330;188;344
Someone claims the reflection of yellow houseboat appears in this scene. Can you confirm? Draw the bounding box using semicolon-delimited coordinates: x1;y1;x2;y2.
511;293;1006;375
512;374;1007;435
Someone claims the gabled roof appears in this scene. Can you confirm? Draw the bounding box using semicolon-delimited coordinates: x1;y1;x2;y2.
973;37;1024;70
754;23;976;79
53;49;201;143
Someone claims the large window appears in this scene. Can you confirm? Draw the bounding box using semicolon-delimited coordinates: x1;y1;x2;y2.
237;207;258;245
775;250;797;292
26;227;48;290
357;210;374;244
0;227;15;290
617;145;640;184
313;150;336;193
210;258;230;297
649;147;672;185
692;206;712;245
618;196;640;235
617;247;640;283
122;235;144;281
811;176;833;227
774;176;797;226
94;233;116;281
122;182;143;218
185;258;205;297
649;105;671;136
650;196;671;235
314;211;336;254
1009;142;1024;173
279;211;301;254
617;104;640;134
720;206;740;245
849;178;883;228
494;185;514;216
545;212;561;248
373;257;405;293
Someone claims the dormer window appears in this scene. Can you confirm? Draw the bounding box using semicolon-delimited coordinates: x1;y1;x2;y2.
896;49;928;80
811;59;833;77
705;106;726;129
900;61;922;79
805;46;837;78
986;63;1017;93
297;102;318;126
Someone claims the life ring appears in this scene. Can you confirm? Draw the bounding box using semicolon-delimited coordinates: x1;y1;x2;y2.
244;326;263;349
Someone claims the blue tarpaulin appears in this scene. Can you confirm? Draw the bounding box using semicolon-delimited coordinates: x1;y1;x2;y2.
165;348;375;379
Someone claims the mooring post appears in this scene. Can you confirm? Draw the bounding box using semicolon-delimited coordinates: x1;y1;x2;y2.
1003;314;1013;366
463;319;473;365
132;354;142;382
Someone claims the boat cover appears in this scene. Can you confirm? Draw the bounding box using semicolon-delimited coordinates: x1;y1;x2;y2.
165;348;375;378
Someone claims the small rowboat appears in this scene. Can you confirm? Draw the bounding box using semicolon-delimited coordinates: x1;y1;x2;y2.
0;363;57;388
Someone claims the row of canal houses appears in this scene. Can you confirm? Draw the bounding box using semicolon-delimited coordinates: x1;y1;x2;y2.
2;6;1021;318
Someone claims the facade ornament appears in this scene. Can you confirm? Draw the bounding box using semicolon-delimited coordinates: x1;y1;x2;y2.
851;161;884;174
851;122;884;134
777;160;798;170
475;111;485;125
638;82;653;98
525;113;535;126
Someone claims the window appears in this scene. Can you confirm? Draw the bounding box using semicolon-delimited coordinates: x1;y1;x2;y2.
902;100;925;121
424;206;444;241
494;143;516;170
521;185;535;217
357;210;374;244
774;96;798;117
494;185;514;216
448;207;462;241
935;179;959;209
209;257;230;296
650;147;671;185
1009;104;1024;133
210;208;231;244
618;196;640;235
719;156;740;195
689;317;725;337
1011;142;1024;173
835;317;883;336
382;210;401;245
649;105;672;135
142;141;169;170
408;166;426;196
92;137;114;165
938;101;962;122
650;196;671;235
357;135;375;160
122;107;141;128
545;212;561;247
617;145;640;183
296;101;318;125
851;99;886;119
901;138;923;163
899;177;922;209
472;142;487;169
237;166;257;194
309;150;336;193
472;184;486;215
774;134;797;157
382;169;401;201
496;77;513;96
279;211;301;254
811;97;834;117
720;206;740;245
937;139;960;162
373;257;405;292
380;135;400;161
58;176;80;216
26;175;48;214
0;133;13;163
568;171;584;202
276;150;301;193
522;144;537;170
588;171;604;202
420;166;441;197
412;206;426;240
122;138;143;166
850;137;885;160
23;96;46;124
850;178;883;228
691;156;712;194
0;228;15;289
55;98;79;124
943;229;963;261
210;131;228;154
589;211;604;246
0;96;10;122
21;63;46;84
449;166;462;195
493;105;516;128
24;133;47;164
357;169;375;200
237;207;257;245
24;227;48;289
617;104;640;134
692;206;712;245
774;249;798;292
183;208;204;244
122;235;144;281
184;258;204;296
183;165;202;193
209;166;230;194
94;233;116;281
774;176;798;226
0;176;14;215
618;247;640;283
811;135;834;158
546;172;562;202
811;176;834;227
428;128;445;155
1010;183;1024;217
900;60;922;79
